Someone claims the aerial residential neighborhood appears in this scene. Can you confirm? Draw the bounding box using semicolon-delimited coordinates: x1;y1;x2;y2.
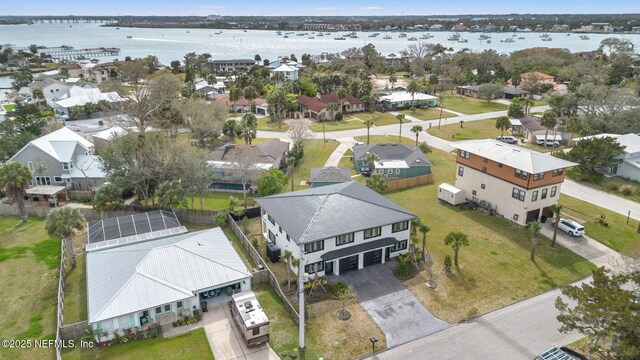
0;5;639;360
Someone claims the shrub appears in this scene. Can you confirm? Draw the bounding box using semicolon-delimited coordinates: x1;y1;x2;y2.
213;211;228;227
620;184;636;196
418;141;432;154
251;238;259;249
443;255;452;272
607;183;620;192
467;307;479;318
395;261;410;277
594;214;609;227
335;112;343;121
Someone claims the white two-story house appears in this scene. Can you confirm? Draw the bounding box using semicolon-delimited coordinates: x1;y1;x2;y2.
255;181;417;276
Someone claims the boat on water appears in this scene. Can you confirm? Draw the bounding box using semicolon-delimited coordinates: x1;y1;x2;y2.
334;37;346;40
408;37;418;41
579;35;590;40
500;38;515;43
419;35;428;39
308;36;314;39
398;33;408;38
487;39;492;43
116;27;120;29
479;34;491;40
518;36;525;40
458;38;468;43
542;37;553;41
383;34;392;39
126;35;133;39
447;33;461;41
283;35;289;38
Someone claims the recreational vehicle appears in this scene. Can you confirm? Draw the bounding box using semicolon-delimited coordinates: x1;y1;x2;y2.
229;291;270;346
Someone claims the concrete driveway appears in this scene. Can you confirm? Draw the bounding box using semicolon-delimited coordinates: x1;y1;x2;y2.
339;262;449;348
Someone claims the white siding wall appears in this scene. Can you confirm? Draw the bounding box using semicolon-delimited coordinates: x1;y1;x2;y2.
455;165;562;226
262;210;411;276
616;155;640;182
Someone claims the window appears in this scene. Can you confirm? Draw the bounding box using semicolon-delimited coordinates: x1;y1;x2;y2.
252;327;260;336
155;307;162;315
27;161;34;171
392;221;409;233
458;166;464;177
481;184;486;190
267;214;275;225
278;226;282;233
533;172;545;181
387;169;393;174
482;166;487;173
304;261;324;274
304;240;324;253
35;176;51;186
532;190;538;202
390;240;408;252
552;168;564;177
513;214;519;221
40;160;47;169
550;186;557;197
336;233;354;246
142;310;150;317
514;169;528;180
472;190;477;196
363;226;381;239
54;176;62;183
483;157;488;163
395;169;401;175
164;304;171;312
268;230;275;242
286;234;291;242
377;169;384;174
541;188;548;199
459;150;470;159
62;162;74;170
511;187;525;202
498;163;503;168
177;301;184;309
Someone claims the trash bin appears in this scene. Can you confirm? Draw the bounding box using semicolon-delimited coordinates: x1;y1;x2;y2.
201;301;208;312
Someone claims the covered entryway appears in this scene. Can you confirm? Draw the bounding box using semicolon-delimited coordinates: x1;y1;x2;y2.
363;249;382;267
339;255;359;274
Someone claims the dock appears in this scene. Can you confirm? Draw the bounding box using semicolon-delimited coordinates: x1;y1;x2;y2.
5;45;120;61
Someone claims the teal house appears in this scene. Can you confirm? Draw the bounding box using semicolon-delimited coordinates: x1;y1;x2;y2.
353;143;432;179
309;167;352;188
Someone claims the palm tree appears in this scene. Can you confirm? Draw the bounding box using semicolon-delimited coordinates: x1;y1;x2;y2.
418;222;431;263
286;156;296;192
388;73;397;89
240;112;257;145
32;88;44;106
523;97;534;114
549;204;563;247
495;116;511;138
411;125;423;146
437;94;446;129
337;87;347;114
363;119;374;145
396;113;405;142
528;221;541;261
540;111;557;147
365;153;379;172
443;231;469;268
229;87;243;113
280;250;293;290
0;162;32;223
407;79;421;108
325;102;339;121
46;207;85;268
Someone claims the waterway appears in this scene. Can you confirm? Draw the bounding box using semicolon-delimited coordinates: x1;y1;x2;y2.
2;22;639;100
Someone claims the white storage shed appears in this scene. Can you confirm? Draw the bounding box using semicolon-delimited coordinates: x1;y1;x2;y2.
438;183;466;205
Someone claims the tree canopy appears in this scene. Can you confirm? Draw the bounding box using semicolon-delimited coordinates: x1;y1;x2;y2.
567;137;626;173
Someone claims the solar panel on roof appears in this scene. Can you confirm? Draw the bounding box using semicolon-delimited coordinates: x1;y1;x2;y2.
87;210;184;244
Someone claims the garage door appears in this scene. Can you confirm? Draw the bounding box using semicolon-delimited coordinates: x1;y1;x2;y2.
339;255;359;274
363;249;382;267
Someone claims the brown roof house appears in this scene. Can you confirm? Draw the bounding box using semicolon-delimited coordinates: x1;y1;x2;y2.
297;90;365;120
215;94;268;114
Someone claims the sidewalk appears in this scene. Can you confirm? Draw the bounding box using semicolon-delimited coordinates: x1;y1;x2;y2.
324;138;356;167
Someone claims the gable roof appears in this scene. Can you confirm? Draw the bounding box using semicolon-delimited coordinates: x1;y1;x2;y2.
310;167;352;183
320;90;364;105
378;92;438;103
255;181;416;244
69;155;107;179
353;143;432;167
518;115;546;132
9;127;93;162
297;95;327;113
86;227;251;323
521;71;555;80
214;94;267;107
208;140;289;165
272;64;298;73
452;139;577;173
29;77;67;90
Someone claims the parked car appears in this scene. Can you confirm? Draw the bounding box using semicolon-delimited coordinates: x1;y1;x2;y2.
557;218;585;236
496;135;517;144
536;139;560;147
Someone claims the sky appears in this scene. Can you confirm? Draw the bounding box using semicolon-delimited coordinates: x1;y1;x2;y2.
3;0;640;16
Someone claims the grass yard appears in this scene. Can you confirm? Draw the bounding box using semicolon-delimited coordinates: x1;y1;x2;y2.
256;116;289;132
192;192;254;211
308;112;400;133
291;139;339;191
382;150;595;323
337;149;358;175
2;103;16;112
566;169;640;203
400;107;454;120
427;118;502;141
354;134;416;146
253;283;298;357
559;194;640;257
63;251;87;325
63;328;213;360
0;216;60;360
442;95;509;115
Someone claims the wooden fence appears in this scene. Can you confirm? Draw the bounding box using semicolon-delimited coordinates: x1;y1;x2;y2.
59;321;88;341
55;240;67;360
228;213;300;324
386;174;434;192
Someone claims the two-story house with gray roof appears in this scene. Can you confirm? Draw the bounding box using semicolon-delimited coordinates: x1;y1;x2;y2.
255;181;417;276
9;127;106;189
353;143;432;179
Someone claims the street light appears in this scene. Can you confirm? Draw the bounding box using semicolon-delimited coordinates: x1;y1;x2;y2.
369;336;378;353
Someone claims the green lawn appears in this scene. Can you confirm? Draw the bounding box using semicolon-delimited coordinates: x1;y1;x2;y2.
337;148;357;175
256;116;289;132
382;150;595;322
559;194;640;257
64;328;213;360
400;107;454;121
426;118;502;141
2;103;16;112
308;112;399;132
63;253;87;325
192;192;254;211
0;216;60;360
442;95;509;115
291;139;339;190
354;134;416;146
253;284;298;356
566;169;640;203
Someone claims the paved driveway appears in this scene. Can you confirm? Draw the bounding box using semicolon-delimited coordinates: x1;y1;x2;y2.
339;262;449;348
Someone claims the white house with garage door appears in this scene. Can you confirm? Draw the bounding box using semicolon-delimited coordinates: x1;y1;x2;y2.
255;181;416;276
85;210;252;341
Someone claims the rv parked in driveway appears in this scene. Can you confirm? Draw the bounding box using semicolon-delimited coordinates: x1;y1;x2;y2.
229;291;270;346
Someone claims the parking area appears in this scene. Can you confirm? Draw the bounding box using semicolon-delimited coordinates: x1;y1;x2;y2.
339;262;450;348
